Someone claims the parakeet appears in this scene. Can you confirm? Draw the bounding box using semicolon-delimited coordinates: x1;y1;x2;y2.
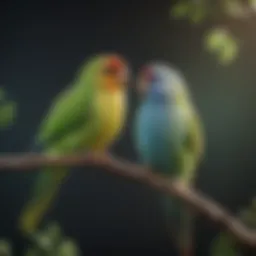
133;63;205;253
18;53;129;236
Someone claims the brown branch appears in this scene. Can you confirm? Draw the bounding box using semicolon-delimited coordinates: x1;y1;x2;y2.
0;152;255;248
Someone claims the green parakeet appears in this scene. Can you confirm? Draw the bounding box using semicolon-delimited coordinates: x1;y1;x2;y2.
18;53;129;236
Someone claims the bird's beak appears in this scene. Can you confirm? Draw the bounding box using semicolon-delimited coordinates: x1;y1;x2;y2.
105;74;125;92
104;67;129;92
105;79;119;92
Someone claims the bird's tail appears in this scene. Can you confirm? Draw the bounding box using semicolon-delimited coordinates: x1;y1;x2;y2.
161;195;194;256
161;195;182;243
179;208;194;256
18;162;69;236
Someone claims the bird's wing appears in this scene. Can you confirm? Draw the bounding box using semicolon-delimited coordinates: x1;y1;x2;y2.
180;109;205;184
37;84;96;150
185;110;204;159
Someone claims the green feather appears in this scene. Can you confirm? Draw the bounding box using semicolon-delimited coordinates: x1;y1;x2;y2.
18;55;111;236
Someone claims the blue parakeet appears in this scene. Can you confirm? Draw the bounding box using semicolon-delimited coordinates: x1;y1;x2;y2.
133;63;205;253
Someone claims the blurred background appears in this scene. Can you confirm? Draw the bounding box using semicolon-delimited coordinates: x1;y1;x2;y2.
0;0;256;255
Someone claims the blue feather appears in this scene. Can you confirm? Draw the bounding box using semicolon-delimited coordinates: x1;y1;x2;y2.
134;73;187;238
134;101;183;233
134;63;201;252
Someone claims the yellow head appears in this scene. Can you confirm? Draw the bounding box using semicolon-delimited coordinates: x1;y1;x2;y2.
77;53;129;93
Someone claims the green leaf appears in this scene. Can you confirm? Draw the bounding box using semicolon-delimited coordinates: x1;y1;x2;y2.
0;101;17;129
189;5;207;24
44;222;63;247
204;28;228;51
57;239;81;256
24;222;82;256
29;222;63;254
0;88;17;129
170;1;190;19
211;197;256;256
210;233;237;256
239;197;256;228
187;0;208;24
218;39;239;65
249;0;256;11
0;239;12;256
204;28;239;65
223;0;248;18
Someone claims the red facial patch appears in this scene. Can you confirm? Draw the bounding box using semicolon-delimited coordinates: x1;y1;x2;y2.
107;57;124;72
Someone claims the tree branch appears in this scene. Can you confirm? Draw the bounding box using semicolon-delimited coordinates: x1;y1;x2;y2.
0;152;255;248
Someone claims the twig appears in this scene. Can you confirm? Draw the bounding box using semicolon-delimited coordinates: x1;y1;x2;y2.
0;152;255;248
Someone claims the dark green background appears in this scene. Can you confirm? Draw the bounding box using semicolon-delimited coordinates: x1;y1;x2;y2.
1;0;256;255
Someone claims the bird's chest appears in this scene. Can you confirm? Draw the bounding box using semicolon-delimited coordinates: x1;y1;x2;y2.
135;104;188;173
94;91;126;149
